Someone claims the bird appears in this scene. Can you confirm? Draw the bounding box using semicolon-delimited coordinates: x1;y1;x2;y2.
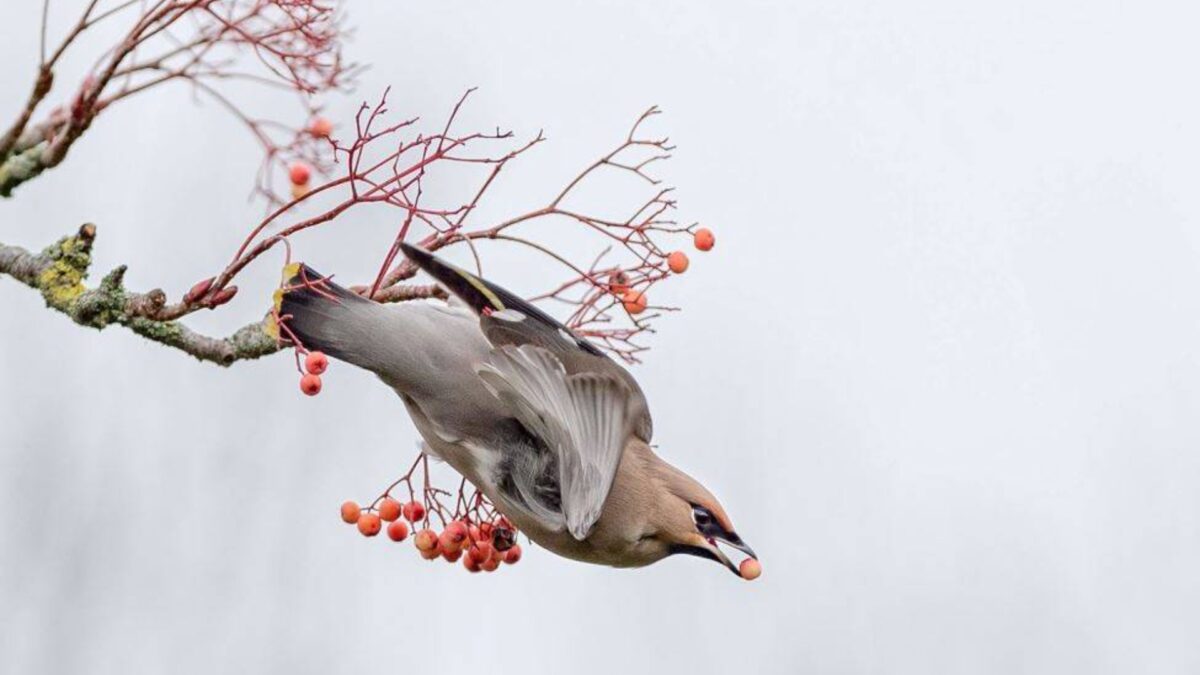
271;243;757;577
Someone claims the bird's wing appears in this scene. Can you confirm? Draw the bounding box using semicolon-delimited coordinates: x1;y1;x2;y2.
399;243;653;441
477;345;635;540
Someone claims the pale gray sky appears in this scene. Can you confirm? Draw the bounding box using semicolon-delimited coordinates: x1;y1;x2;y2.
3;1;1200;673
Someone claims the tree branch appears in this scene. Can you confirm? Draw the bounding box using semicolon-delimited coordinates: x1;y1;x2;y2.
0;65;53;160
0;224;281;366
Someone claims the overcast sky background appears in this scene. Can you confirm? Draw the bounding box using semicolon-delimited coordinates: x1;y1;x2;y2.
3;1;1200;673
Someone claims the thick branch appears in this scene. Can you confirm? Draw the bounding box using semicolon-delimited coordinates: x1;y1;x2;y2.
0;224;281;366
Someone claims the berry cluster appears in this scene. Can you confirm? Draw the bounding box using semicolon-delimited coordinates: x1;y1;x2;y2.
299;350;328;396
286;117;331;201
265;263;338;396
341;495;524;573
335;453;525;574
611;226;716;316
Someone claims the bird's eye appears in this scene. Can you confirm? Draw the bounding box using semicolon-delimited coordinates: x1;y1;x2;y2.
692;507;712;528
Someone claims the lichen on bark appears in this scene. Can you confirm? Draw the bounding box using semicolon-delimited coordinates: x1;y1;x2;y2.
1;224;282;366
36;228;93;309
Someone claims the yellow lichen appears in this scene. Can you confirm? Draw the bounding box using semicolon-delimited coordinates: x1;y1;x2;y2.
37;263;86;308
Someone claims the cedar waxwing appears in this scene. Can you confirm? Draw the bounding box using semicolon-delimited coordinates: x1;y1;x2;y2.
273;244;758;577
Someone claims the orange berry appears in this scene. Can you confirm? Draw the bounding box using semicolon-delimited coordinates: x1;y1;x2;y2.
470;541;493;563
447;520;469;539
300;373;322;396
622;290;647;315
444;521;468;545
608;270;630;295
693;228;715;251
481;556;500;572
414;529;438;552
305;351;329;375
739;558;762;581
503;544;522;565
309;116;333;138
442;547;463;563
289;162;311;186
386;520;409;542
667;251;690;274
357;512;381;537
377;497;401;522
439;530;464;553
420;545;442;560
402;501;426;523
340;501;361;524
463;554;481;573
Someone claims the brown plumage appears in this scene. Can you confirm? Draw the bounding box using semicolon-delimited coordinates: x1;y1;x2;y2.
505;439;751;570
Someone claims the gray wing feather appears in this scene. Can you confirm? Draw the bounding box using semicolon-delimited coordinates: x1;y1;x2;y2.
477;345;633;540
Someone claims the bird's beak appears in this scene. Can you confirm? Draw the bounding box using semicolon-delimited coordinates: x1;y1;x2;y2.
697;532;757;577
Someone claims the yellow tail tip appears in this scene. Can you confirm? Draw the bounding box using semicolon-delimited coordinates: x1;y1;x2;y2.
280;262;302;285
264;263;302;339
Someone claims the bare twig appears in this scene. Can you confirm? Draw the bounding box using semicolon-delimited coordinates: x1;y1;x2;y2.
1;0;354;198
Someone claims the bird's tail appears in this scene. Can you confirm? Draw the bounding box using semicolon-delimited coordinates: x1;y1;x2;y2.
266;263;387;370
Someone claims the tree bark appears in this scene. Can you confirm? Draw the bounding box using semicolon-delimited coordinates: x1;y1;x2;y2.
0;224;281;366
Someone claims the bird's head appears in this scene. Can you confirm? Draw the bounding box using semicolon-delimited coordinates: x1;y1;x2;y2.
641;456;758;578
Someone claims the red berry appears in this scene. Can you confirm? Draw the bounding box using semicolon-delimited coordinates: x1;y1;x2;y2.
377;498;401;522
402;501;426;523
300;373;322;396
309;116;333;138
622;290;648;315
414;529;438;552
503;544;522;565
667;251;690;274
470;541;493;563
386;520;409;542
463;554;481;573
340;501;360;524
305;351;329;375
693;228;715;251
420;545;442;560
445;521;468;544
442;548;463;563
739;558;762;581
357;513;381;537
481;556;500;572
439;530;464;553
289;162;311;186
